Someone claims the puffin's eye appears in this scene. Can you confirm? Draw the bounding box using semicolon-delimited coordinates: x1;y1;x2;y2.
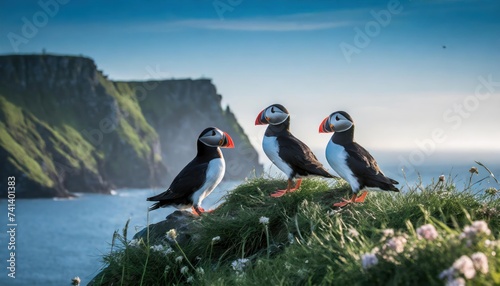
335;115;340;121
271;107;275;113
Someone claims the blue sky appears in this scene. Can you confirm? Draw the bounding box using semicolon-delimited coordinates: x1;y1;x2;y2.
1;0;499;169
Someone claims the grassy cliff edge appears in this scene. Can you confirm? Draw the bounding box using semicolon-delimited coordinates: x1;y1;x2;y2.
89;172;500;286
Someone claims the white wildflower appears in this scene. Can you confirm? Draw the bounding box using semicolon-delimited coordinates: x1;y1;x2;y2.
485;188;498;195
460;226;474;238
446;277;466;286
382;229;394;238
186;276;194;283
259;216;269;225
471;252;489;274
288;233;295;244
460;220;491;244
180;266;189;274
484;239;498;247
71;276;81;286
471;221;491;235
469;167;478;174
196;267;205;275
439;267;455;281
212;236;221;243
439;175;445;182
166;229;177;241
348;228;360;238
150;244;174;256
417;224;439;241
175;256;183;263
297;268;307;278
386;236;407;253
231;258;250;273
452;255;476;279
164;247;174;255
150;245;163;252
128;239;140;247
284;262;292;270
361;253;378;270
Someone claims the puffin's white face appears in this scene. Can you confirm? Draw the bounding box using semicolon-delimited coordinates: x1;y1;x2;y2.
198;128;235;148
330;112;353;132
319;111;354;133
263;105;289;125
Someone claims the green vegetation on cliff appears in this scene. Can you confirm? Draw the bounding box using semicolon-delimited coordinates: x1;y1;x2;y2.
90;169;500;285
0;96;54;188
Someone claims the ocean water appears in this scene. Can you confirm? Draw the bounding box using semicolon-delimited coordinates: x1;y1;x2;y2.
0;162;498;286
0;182;239;286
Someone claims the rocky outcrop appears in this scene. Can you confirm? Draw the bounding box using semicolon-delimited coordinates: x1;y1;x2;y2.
133;211;200;246
0;54;262;198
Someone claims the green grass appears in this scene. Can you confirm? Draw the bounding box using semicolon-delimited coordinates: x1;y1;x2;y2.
90;170;500;286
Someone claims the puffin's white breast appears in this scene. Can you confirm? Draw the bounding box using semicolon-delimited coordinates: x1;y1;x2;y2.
263;136;293;178
325;140;360;192
191;157;225;207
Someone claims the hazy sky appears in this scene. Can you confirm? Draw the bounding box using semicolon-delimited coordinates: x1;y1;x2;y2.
1;0;499;169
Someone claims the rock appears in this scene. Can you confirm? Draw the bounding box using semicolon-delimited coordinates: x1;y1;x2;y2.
133;211;201;247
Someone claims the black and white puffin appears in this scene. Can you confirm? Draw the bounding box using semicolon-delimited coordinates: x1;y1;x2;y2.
319;111;399;207
255;104;336;197
147;127;234;215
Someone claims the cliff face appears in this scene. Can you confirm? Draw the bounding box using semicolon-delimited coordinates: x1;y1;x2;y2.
0;55;261;198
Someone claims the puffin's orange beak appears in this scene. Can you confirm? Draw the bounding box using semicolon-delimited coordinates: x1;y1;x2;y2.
255;109;268;125
222;132;235;148
319;116;334;133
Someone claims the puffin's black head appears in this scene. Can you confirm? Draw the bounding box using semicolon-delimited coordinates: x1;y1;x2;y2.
255;104;290;126
198;127;235;148
319;111;354;133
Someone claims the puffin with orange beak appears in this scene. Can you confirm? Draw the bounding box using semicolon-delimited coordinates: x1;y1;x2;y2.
255;104;336;197
319;111;399;207
147;127;234;215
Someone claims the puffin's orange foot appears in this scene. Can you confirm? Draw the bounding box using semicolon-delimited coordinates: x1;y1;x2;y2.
270;189;287;198
354;191;368;203
289;179;302;192
333;199;351;207
192;206;212;215
271;178;302;197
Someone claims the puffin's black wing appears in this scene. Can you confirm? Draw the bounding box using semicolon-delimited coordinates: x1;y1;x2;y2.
277;134;334;178
147;159;208;206
344;143;399;192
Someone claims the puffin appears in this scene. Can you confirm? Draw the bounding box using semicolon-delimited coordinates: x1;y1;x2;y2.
147;127;234;215
319;111;399;207
255;104;336;197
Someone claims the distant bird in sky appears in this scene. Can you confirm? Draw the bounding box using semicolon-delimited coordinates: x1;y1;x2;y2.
319;111;399;207
147;127;234;215
442;45;447;49
255;104;336;197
